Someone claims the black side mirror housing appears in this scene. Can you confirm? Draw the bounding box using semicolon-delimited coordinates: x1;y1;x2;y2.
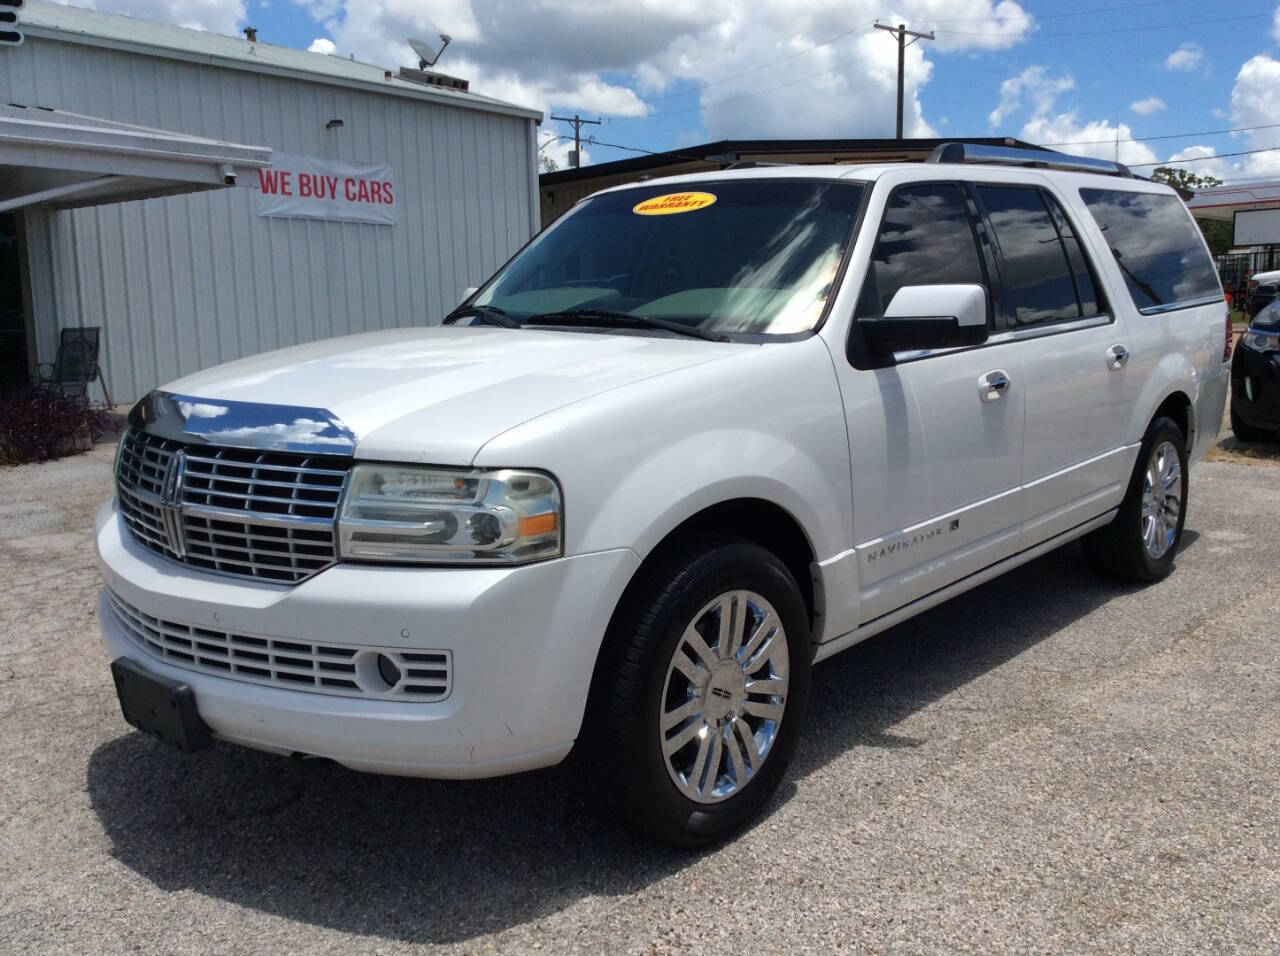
859;283;989;356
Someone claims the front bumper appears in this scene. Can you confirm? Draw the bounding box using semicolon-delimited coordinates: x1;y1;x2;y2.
95;500;640;777
1231;345;1280;431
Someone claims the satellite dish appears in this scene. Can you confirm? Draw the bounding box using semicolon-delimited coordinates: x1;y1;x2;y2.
408;34;452;70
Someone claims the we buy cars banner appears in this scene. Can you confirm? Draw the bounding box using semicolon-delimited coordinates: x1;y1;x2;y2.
255;153;396;225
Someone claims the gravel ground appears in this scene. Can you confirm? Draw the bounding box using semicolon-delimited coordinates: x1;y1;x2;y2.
1;435;1278;954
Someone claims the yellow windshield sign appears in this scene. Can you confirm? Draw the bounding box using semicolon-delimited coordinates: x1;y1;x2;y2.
632;191;717;216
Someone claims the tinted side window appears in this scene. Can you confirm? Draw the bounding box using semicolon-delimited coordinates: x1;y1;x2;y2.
1080;188;1220;313
1043;193;1101;316
856;183;985;318
978;185;1082;326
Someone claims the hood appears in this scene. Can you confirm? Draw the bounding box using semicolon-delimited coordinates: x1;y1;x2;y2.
163;326;739;464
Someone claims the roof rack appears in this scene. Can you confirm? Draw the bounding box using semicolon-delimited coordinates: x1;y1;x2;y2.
721;160;792;170
925;142;1134;178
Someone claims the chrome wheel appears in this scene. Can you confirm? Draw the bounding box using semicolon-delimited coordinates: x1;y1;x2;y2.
1140;440;1182;559
659;590;790;805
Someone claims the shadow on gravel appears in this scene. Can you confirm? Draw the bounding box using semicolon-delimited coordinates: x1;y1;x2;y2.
87;542;1145;944
1205;435;1280;464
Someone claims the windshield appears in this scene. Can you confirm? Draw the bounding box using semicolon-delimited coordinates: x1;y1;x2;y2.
471;179;866;336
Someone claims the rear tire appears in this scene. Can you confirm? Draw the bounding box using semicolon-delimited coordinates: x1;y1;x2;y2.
1083;416;1188;583
582;535;811;847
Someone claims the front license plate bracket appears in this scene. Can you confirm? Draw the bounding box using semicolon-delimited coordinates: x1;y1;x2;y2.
110;657;213;753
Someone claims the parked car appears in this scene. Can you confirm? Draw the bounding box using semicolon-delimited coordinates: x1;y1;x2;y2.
97;144;1230;846
1248;268;1280;316
1231;299;1280;441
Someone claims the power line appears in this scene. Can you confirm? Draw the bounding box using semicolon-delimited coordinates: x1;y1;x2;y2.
1128;145;1280;168
1040;122;1280;149
540;133;708;164
936;11;1268;38
539;131;1280;177
1212;173;1280;185
618;9;1268;126
930;0;1199;24
641;1;1203;115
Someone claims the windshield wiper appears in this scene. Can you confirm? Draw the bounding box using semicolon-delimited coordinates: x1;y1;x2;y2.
443;304;521;328
526;308;727;342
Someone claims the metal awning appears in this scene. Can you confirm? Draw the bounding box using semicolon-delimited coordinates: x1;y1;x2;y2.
1186;181;1280;222
0;103;271;214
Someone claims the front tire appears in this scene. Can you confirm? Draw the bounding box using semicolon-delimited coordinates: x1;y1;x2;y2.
1231;401;1273;443
582;535;811;847
1083;416;1188;583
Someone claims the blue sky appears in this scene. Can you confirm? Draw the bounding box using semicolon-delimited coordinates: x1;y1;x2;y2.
72;0;1280;181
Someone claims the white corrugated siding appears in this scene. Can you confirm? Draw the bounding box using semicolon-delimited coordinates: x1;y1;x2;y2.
1;35;539;401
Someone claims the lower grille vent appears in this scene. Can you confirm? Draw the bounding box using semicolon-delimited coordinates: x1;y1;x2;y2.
104;587;451;702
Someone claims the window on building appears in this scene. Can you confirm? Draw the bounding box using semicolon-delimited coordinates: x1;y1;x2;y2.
855;183;986;319
1080;188;1220;314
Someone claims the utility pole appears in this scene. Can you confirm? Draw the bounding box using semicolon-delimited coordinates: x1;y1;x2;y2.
549;113;602;168
874;22;934;139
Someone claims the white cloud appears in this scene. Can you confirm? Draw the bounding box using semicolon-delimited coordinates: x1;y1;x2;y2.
1164;42;1203;72
985;65;1159;168
64;0;246;34
1229;54;1280;177
300;0;1036;144
1118;54;1280;184
1021;113;1158;166
293;0;342;19
988;65;1074;129
1163;146;1230;182
1130;96;1166;116
307;37;337;55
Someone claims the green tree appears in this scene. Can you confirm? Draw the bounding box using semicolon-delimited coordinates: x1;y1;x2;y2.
1150;166;1223;191
1194;217;1235;257
539;153;559;173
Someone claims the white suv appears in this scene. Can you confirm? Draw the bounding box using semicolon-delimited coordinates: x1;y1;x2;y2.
97;144;1230;845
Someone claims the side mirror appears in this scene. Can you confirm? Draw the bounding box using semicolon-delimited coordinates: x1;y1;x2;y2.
859;283;989;355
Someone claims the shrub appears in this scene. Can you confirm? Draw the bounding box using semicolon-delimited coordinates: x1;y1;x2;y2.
0;389;116;465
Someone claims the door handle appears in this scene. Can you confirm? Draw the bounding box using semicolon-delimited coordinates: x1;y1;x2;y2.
1106;344;1130;370
978;369;1011;403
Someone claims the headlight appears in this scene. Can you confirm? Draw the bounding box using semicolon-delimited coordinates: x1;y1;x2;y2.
1242;329;1280;353
337;464;562;564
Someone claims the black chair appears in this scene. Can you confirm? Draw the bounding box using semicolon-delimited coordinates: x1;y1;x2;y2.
34;326;113;407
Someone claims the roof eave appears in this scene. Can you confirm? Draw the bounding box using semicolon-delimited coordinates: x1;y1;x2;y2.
21;24;544;123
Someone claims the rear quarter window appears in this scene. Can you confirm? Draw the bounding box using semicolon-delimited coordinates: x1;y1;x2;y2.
1079;188;1220;314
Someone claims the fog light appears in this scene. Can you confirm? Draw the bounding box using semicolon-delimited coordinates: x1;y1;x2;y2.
376;653;402;688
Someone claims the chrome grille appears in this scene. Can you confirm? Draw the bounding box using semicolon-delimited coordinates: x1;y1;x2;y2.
116;427;351;584
104;586;452;701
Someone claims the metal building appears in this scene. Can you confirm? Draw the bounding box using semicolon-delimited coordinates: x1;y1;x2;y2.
1;3;542;402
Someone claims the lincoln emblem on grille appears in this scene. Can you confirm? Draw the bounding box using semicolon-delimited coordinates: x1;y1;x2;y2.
159;449;187;558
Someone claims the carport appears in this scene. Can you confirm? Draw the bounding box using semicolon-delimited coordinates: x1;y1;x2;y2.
0;102;271;213
0;103;270;395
